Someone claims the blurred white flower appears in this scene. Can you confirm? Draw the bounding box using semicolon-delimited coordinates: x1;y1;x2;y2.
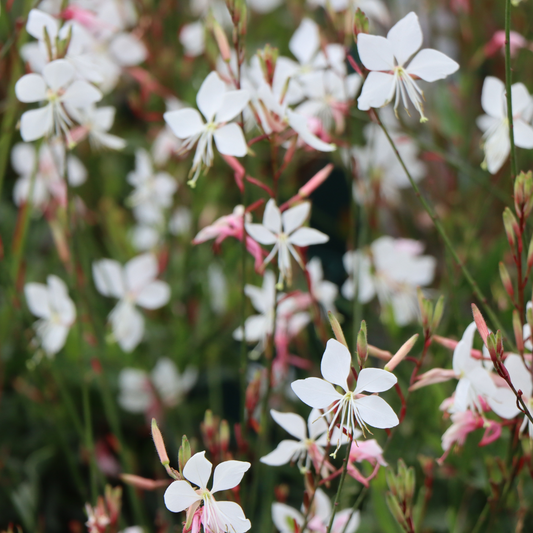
93;253;170;352
70;105;126;150
342;236;436;326
25;275;76;356
477;76;533;174
357;12;459;121
306;257;338;315
307;0;389;25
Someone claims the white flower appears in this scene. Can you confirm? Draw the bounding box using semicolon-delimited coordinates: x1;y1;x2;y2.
503;354;533;436
25;275;76;355
164;451;251;533
292;339;399;455
15;59;102;141
357;12;459;121
245;200;329;286
180;22;206;57
92;253;170;352
342;236;436;326
308;0;389;25
477;77;533;174
164;71;250;186
307;257;338;315
71;105;126;150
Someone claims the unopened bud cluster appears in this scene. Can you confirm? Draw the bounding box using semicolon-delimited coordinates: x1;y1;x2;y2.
385;460;416;533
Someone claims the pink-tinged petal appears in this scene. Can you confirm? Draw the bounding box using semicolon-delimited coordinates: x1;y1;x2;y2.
272;503;303;533
289;18;320;65
164;480;202;513
62;80;102;107
357;34;395;71
511;83;532;116
321;339;351;391
20;105;54;142
135;280;170;309
15;74;47;103
514;120;533;149
289;227;329;247
25;283;51;318
386;11;422;66
481;77;505;119
197;71;226;122
287;110;336;152
354;368;397;394
406;49;459;82
282;202;310;235
164;108;205;139
291;377;343;408
270;409;307;440
43;59;75;91
92;259;125;299
213;124;247;157
213;501;251;533
263;199;282;234
355;395;399;428
334;509;360;533
125;253;158;294
244;223;277;245
260;440;303;466
27;9;59;41
215;90;250;123
183;451;212;489
357;72;395;111
211;460;251;493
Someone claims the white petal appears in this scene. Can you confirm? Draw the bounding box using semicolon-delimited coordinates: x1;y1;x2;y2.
452;322;478;375
164;108;205;139
263;199;282;234
291;377;343;408
308;408;329;440
11;143;36;176
110;302;145;352
505;354;532;396
357;72;395;111
20;105;53;142
386;12;422;66
355;395;399;428
487;387;521;419
197;71;226;121
213;124;247;156
164;480;202;513
27;9;59;41
406;49;459;82
334;509;360;533
213;501;251;533
62;80;102;107
41;323;69;354
15;74;46;103
125;253;158;294
67;156;87;187
287;110;336;152
183;451;212;489
321;339;351;391
289;18;319;65
109;32;147;66
514;120;533;149
354;368;397;394
135;280;170;309
481;77;505;119
270;409;307;440
211;460;251;493
93;259;125;298
272;503;303;533
215;90;250;123
260;440;303;466
94;106;116;131
511;83;532;116
43;60;75;91
289;227;329;246
25;283;51;318
357;34;395;71
244;223;277;245
282;202;310;235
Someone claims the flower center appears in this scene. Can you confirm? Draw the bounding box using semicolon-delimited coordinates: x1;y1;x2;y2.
393;66;427;123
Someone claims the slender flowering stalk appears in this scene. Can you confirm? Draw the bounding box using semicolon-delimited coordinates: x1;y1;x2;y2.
505;0;518;178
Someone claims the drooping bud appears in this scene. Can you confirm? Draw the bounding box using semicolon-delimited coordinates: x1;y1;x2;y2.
513;309;524;353
353;8;369;42
385;334;418;372
328;311;349;349
212;20;231;62
151;418;169;466
471;304;490;345
502;207;519;248
356;320;368;365
499;262;514;299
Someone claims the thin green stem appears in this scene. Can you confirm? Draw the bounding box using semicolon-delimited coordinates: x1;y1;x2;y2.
504;0;517;179
374;110;511;343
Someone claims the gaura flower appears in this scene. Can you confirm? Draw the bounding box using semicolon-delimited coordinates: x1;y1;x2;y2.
502;354;533;437
357;12;459;121
25;275;76;356
164;71;250;186
477;76;533;174
164;451;251;533
245;199;329;287
291;339;399;456
306;257;338;315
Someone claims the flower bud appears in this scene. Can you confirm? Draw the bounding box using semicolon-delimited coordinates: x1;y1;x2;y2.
220;420;230;453
499;262;514;299
385;468;399;496
357;320;368;365
179;435;192;475
328;311;349;349
514;171;526;215
513;309;524;352
502;207;518;248
431;295;445;332
151;418;169;466
385;334;418;372
212;20;231;62
527;234;533;271
471;304;490;345
353;8;369;42
405;467;416;505
386;493;406;528
257;45;278;86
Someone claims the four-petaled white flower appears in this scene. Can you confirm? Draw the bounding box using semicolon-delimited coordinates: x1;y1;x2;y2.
245;199;329;286
164;71;250;186
92;253;170;352
477;76;533;174
164;451;251;533
357;12;459;122
292;339;398;456
15;59;102;142
25;275;76;356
